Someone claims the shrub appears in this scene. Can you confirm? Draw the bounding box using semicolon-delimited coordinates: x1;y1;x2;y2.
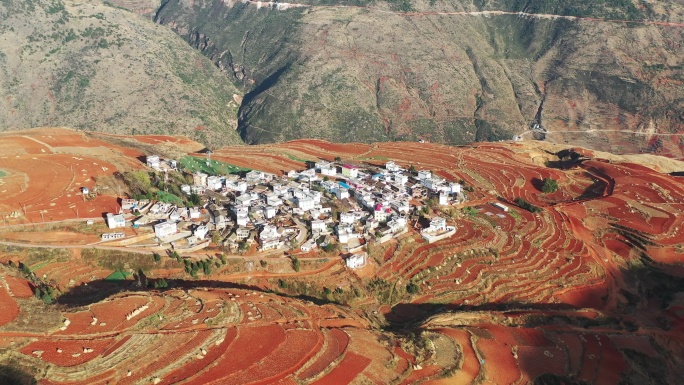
541;178;559;193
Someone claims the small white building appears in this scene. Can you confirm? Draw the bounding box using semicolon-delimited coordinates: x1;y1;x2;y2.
301;239;317;252
341;165;358;179
189;207;201;219
335;188;350;200
320;165;337;176
194;225;209;239
263;206;277;219
236;194;253;207
81;187;90;195
311;220;327;233
492;202;509;212
106;213;126;229
181;185;192;195
297;197;315;211
340;212;356;225
259;225;280;250
393;173;408;185
450;183;462;194
417;170;431;180
206;176;223;190
236;227;250;239
146;155;160;169
101;232;125;241
154;221;177;239
439;192;449;206
345;253;366;269
391;200;410;214
226;180;248;193
386;161;401;172
429;217;447;232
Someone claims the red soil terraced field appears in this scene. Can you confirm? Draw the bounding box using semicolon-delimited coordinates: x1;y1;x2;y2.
0;128;147;223
0;282;19;327
1;133;684;383
4;275;34;298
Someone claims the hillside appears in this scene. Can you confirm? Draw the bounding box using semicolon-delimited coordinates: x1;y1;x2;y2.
0;0;242;147
0;129;683;383
152;0;684;155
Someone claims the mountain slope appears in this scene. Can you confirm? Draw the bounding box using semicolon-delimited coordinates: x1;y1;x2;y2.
153;0;684;154
0;0;243;147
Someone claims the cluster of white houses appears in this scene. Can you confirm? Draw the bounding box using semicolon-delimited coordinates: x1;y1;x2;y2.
103;156;466;267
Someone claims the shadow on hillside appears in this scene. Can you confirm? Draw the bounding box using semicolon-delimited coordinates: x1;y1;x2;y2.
382;259;684;384
55;277;264;308
55;276;334;308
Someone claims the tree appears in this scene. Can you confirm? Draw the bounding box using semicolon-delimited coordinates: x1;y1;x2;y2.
541;178;559;193
152;253;161;263
291;256;301;272
406;282;420;294
409;165;416;173
334;156;342;162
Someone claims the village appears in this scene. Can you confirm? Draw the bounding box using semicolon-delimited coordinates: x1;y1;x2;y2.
100;155;469;270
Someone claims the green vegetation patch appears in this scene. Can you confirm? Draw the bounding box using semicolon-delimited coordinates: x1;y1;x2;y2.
179;156;251;175
284;153;310;163
0;170;6;178
104;270;131;281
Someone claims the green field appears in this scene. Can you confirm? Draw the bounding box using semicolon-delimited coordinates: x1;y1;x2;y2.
179;156;251;175
105;270;132;281
285;153;310;163
0;170;6;178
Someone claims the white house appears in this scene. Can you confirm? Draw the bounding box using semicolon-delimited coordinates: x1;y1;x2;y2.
146;155;160;169
320;165;336;176
154;221;177;239
263;206;277;219
439;192;449;206
106;213;126;229
246;170;265;183
335;188;350;200
386;161;401;172
297;196;315;211
189;207;201;219
259;225;280;250
341;165;358;179
235;194;253;207
236;227;251;239
272;184;289;196
429;217;447;232
194;224;209;239
340;212;356;225
450;183;462;194
206;176;223;190
265;193;283;207
311;220;327;234
393;173;408;185
345;253;367;269
301;239;317;252
180;185;192;195
417;170;431;180
226;180;248;193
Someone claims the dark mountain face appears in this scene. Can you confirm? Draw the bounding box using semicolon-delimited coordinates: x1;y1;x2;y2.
149;0;684;155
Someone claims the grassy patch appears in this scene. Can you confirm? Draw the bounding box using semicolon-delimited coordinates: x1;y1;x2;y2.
284;153;310;163
178;156;251;175
0;170;6;178
104;270;131;281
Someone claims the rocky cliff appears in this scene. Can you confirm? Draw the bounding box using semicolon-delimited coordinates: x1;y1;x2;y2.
153;0;684;155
